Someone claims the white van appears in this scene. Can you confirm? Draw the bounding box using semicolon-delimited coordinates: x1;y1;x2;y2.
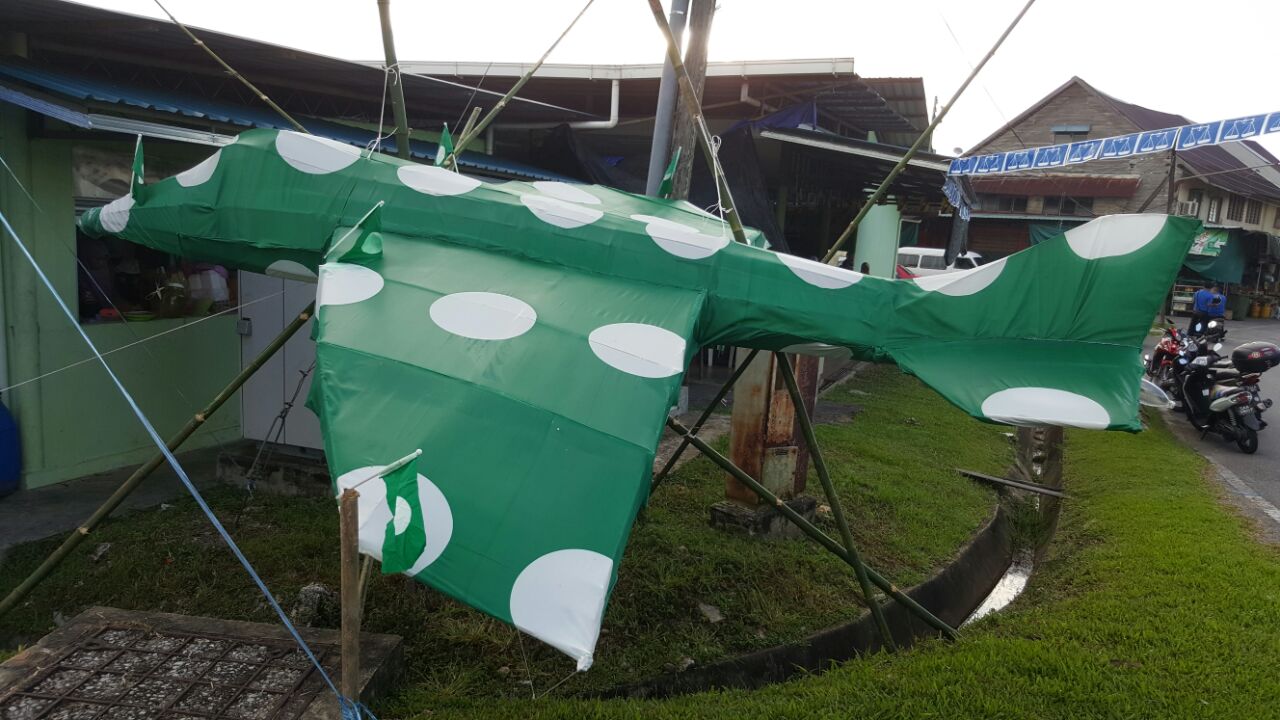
896;247;984;276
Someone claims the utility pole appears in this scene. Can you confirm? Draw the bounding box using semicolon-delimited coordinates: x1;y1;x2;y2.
376;0;412;159
644;0;689;196
667;0;715;200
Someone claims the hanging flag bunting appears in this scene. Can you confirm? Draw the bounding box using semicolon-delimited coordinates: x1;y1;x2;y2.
948;110;1280;175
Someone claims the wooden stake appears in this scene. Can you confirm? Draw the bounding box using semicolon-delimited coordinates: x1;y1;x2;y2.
339;489;362;701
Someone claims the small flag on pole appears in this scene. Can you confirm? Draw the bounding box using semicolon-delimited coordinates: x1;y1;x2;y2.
130;135;146;198
338;203;384;264
380;455;426;575
658;147;681;199
434;123;455;167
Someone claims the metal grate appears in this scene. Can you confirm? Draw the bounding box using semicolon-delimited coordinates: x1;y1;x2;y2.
0;627;337;720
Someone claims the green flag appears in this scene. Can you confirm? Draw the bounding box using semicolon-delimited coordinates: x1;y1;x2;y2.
380;457;426;575
337;203;384;264
658;147;681;199
434;123;455;167
130;135;146;199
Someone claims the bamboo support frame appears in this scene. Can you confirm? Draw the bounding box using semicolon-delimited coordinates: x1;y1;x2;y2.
650;348;760;494
151;0;309;134
376;0;413;160
820;0;1038;264
666;417;958;640
644;0;748;244
0;303;317;619
441;0;595;169
774;353;896;650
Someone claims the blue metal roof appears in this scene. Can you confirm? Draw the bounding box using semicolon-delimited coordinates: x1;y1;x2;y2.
0;59;570;182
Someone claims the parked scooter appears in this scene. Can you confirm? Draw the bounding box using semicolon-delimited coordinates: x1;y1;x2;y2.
1180;337;1279;453
1146;319;1227;406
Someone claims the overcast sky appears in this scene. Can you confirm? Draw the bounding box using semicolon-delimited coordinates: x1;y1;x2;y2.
81;0;1280;158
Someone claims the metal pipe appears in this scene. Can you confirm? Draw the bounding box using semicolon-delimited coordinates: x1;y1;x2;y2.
666;417;959;640
775;353;895;650
498;80;620;130
644;0;690;196
644;0;748;244
651;348;758;495
376;0;413;160
0;303;316;619
821;0;1038;263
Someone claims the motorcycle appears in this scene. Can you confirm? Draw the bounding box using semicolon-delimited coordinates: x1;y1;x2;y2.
1180;338;1279;454
1145;319;1227;407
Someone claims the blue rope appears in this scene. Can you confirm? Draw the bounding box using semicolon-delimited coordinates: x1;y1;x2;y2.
0;208;372;720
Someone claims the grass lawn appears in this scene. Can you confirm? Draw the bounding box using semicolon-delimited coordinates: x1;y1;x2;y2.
429;409;1280;718
0;366;1004;702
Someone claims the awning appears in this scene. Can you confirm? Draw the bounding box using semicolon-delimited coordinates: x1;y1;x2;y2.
969;174;1141;198
1184;230;1245;284
0;59;569;182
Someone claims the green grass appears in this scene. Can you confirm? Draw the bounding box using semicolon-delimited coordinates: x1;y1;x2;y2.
425;409;1280;718
0;366;1002;703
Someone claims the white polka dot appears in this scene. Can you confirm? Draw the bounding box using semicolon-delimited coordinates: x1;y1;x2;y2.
175;150;220;187
429;292;536;340
630;214;730;260
317;263;384;307
520;194;604;229
510;549;613;671
981;387;1111;429
913;257;1007;296
264;260;317;283
1064;214;1167;260
275;131;361;174
777;253;863;289
392;497;411;535
99;194;134;233
531;181;600;205
336;465;453;575
398;164;483;196
588;323;686;378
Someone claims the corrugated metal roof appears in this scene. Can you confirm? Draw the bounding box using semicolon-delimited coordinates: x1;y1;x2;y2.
0;59;570;182
1094;86;1280;202
969;174;1142;198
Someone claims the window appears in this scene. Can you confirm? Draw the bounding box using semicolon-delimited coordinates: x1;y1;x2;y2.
1051;124;1090;145
919;255;946;270
977;194;1028;213
1042;196;1094;216
1245;199;1263;225
896;253;920;267
1274;207;1280;229
1207;196;1222;223
1226;194;1245;222
73;145;236;323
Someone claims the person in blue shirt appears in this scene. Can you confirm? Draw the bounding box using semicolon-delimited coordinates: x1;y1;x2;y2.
1188;282;1226;334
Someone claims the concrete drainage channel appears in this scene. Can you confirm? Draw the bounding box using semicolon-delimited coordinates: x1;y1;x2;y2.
605;425;1065;700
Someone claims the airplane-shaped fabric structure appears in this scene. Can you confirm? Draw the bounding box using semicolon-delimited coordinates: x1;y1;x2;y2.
81;129;1199;670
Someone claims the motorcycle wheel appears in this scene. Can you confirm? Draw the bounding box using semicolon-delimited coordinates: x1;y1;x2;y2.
1237;428;1259;454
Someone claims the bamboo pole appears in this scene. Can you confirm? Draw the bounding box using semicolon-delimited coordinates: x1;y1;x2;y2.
376;0;413;159
151;0;308;134
0;303;317;619
644;0;748;245
650;348;759;494
440;0;595;169
820;0;1038;263
774;353;896;650
339;489;362;701
667;417;959;640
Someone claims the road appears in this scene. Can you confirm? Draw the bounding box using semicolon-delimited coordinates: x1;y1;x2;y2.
1146;317;1280;535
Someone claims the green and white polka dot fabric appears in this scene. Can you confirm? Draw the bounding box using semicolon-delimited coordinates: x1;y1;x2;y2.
81;129;1200;670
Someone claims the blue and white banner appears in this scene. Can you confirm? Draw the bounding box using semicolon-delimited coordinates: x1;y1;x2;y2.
948;110;1280;176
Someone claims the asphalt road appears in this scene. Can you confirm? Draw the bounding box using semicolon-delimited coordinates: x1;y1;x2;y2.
1145;317;1280;525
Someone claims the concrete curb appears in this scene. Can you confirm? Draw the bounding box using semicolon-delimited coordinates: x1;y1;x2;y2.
602;504;1013;699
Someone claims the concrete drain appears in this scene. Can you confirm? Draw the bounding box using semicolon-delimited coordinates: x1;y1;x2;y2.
0;608;402;720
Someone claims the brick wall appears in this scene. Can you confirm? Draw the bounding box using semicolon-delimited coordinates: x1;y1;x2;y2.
973;81;1172;215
